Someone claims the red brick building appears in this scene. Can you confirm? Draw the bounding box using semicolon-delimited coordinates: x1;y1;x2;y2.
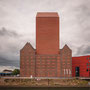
72;55;90;77
36;13;59;54
20;12;72;77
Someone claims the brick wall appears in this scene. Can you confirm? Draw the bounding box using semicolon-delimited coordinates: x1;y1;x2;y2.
72;55;90;77
20;13;72;78
20;42;35;77
36;13;59;54
60;45;72;77
20;44;72;77
36;55;60;77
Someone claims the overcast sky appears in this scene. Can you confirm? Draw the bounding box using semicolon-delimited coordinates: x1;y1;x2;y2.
0;0;90;71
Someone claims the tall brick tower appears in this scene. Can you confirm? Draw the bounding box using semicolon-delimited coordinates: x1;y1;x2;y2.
36;12;59;54
20;12;72;78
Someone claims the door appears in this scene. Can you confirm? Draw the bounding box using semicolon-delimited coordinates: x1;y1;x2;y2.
75;67;80;77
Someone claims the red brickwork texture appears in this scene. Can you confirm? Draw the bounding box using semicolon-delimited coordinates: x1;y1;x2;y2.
20;43;72;77
60;45;72;77
20;13;72;78
20;43;35;77
36;55;60;77
36;13;59;54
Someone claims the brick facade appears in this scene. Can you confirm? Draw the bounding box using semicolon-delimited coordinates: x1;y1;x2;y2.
72;55;90;77
36;13;59;54
20;12;72;78
20;42;35;77
60;45;72;77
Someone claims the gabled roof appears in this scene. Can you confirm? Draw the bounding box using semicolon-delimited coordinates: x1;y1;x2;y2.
20;42;35;51
36;12;59;17
62;44;71;50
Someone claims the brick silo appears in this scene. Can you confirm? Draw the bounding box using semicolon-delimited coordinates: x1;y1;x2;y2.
36;12;59;54
20;12;72;78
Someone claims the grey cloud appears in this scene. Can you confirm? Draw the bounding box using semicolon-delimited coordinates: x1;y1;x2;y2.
0;27;22;68
0;0;90;70
0;27;20;37
77;4;90;27
0;56;19;67
61;0;90;56
83;47;90;55
76;2;90;42
76;44;90;56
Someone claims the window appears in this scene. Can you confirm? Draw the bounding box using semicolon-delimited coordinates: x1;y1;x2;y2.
69;69;71;74
66;69;68;74
89;60;90;62
64;69;65;75
86;69;88;71
87;66;88;68
87;63;88;65
64;69;71;75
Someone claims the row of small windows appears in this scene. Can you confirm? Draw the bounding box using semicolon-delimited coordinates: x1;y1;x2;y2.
87;57;90;60
88;60;90;62
86;63;90;65
64;69;71;75
86;69;90;71
87;66;90;68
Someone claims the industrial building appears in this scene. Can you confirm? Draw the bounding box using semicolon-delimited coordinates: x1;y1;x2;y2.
20;12;72;78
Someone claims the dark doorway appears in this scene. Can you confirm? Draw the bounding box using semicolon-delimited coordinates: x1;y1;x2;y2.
89;72;90;77
75;67;80;77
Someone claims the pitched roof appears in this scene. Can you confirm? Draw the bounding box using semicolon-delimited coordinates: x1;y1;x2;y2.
62;44;71;50
36;12;59;17
20;42;35;51
3;69;13;73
